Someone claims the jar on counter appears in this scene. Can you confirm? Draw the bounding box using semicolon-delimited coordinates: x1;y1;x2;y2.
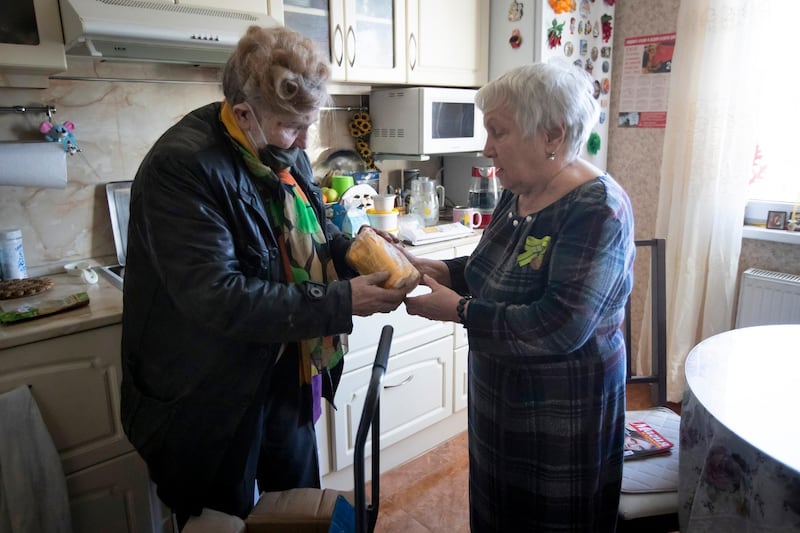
0;228;28;280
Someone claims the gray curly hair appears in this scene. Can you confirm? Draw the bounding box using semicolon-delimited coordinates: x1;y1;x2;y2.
222;26;331;116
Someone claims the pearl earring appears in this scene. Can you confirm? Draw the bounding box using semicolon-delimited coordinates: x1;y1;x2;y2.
546;152;556;160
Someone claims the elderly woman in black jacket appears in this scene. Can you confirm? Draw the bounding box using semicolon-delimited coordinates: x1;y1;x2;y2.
120;25;406;528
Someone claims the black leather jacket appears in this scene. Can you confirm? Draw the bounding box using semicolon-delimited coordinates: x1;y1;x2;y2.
120;102;355;507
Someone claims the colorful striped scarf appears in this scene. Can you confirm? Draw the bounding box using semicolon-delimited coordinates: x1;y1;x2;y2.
220;102;345;416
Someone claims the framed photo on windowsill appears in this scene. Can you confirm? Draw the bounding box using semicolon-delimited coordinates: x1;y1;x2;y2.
766;210;787;230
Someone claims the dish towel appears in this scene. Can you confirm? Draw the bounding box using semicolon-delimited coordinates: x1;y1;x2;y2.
0;385;72;533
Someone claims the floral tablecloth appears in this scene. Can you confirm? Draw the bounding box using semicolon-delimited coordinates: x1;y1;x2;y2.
679;389;800;532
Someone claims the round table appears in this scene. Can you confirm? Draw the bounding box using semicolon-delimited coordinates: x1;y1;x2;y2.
679;324;800;532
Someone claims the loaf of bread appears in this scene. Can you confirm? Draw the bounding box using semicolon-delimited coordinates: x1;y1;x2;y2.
346;227;420;291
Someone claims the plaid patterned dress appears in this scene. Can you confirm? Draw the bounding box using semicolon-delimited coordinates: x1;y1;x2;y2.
446;175;635;532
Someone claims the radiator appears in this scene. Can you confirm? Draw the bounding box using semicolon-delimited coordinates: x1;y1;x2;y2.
735;268;800;328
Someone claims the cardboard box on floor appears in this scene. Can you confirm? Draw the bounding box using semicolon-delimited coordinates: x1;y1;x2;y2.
245;488;355;533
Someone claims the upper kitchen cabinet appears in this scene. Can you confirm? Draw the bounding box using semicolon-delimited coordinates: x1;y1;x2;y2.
0;0;67;88
280;0;405;84
405;0;488;88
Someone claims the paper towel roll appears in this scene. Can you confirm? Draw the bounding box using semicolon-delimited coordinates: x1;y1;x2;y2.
0;142;68;188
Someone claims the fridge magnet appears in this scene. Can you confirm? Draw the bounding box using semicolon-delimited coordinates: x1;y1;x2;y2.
578;21;584;34
593;20;600;38
509;29;523;48
591;46;599;61
604;0;616;5
587;132;601;155
601;46;612;58
585;21;592;36
580;0;591;19
601;14;613;42
548;0;574;15
570;17;576;34
573;58;583;68
602;60;610;72
602;77;610;94
579;39;588;56
599;111;607;124
564;41;574;57
766;211;787;230
508;0;524;21
592;78;600;97
586;59;595;76
547;19;565;49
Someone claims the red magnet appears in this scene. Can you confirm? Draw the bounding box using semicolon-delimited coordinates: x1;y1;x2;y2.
509;29;522;49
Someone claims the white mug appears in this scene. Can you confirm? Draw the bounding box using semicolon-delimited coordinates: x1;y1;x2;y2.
452;206;483;229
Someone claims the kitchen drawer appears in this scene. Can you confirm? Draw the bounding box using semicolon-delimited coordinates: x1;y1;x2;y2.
0;324;131;474
67;450;163;533
330;335;453;470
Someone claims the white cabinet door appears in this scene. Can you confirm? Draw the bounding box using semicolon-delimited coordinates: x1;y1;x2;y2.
0;325;131;475
406;0;489;87
67;451;160;533
282;0;404;83
337;0;405;83
330;335;453;470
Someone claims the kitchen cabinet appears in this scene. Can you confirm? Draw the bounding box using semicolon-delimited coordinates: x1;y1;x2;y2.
331;335;453;470
405;0;489;87
0;324;165;533
278;0;405;84
452;240;477;413
319;237;479;489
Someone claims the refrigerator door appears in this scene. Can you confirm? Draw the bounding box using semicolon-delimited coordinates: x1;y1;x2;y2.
489;0;615;170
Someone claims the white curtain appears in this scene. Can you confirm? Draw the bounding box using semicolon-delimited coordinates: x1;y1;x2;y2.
650;1;780;403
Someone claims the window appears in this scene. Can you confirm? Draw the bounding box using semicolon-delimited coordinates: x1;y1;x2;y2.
748;2;799;213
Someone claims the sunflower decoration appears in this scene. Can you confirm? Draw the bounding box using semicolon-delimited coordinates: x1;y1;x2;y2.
348;111;377;169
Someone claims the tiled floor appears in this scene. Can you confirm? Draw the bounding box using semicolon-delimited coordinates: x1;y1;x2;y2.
371;383;680;532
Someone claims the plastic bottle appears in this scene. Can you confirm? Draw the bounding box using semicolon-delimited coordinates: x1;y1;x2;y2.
0;228;28;280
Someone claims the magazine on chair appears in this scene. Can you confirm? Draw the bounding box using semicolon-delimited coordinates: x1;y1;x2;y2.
624;420;674;460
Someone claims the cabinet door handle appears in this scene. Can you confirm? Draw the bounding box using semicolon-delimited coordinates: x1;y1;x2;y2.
333;24;344;66
384;374;414;389
346;26;356;67
408;33;417;70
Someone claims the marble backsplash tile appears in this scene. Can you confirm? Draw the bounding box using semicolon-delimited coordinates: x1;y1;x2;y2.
0;60;365;275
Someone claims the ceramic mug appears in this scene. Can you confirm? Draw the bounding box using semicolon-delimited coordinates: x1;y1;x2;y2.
452;206;483;229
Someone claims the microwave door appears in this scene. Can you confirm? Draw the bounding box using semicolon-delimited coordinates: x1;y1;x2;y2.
424;94;485;154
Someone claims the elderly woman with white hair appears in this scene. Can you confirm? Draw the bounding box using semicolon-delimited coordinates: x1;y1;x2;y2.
404;61;635;531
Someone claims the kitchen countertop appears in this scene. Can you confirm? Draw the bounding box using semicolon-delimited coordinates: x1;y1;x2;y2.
0;231;482;351
0;267;123;350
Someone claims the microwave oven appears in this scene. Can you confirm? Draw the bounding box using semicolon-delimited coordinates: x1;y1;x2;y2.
0;0;67;88
369;87;487;155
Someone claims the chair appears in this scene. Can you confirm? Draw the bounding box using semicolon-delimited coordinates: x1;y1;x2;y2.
617;239;680;533
243;324;394;533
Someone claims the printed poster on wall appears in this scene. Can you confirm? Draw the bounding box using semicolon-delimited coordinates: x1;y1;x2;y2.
618;33;676;129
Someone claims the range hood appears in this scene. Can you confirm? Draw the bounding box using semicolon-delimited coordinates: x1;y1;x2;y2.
59;0;281;66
